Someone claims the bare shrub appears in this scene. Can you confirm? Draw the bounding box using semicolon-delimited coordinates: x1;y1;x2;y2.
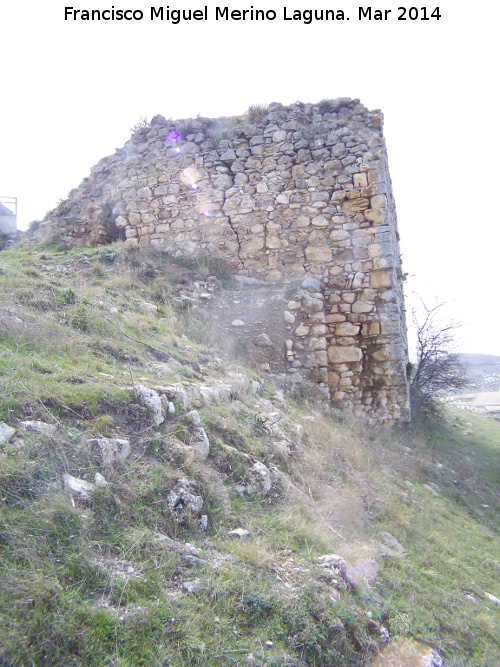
206;123;230;148
130;116;149;134
409;302;469;418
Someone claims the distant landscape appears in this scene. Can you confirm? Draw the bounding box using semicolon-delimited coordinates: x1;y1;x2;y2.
449;354;500;416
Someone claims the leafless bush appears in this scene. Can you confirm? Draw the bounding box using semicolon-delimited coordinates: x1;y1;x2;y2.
409;302;469;417
130;116;149;134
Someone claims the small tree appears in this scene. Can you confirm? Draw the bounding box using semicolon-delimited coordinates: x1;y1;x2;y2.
409;302;469;417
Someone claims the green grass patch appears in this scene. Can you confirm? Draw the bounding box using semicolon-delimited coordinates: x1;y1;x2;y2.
1;246;499;665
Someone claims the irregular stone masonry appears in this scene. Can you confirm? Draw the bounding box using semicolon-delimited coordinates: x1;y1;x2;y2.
36;98;410;423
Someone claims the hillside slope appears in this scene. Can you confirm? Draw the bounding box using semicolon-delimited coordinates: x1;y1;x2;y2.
0;243;499;666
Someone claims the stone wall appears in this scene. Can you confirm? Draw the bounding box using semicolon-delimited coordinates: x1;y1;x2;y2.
36;98;410;423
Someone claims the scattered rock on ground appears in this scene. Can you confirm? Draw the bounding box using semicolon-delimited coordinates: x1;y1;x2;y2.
198;384;232;404
317;554;354;591
484;592;500;605
19;420;57;435
1;315;25;330
248;379;261;395
134;384;164;425
380;532;406;554
167;479;204;518
190;427;210;460
372;638;443;666
0;422;16;445
229;528;250;539
94;472;108;487
235;461;273;496
63;473;95;499
295;424;304;440
92;437;131;465
272;390;287;409
138;301;158;316
153;532;176;545
186;410;200;425
254;333;273;347
181;554;206;567
182;579;202;593
271;440;292;460
91;557;139;581
157;385;189;410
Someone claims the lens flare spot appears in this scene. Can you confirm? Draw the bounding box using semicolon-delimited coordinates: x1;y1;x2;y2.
202;209;210;217
166;130;179;144
181;167;201;185
191;182;199;190
175;147;181;154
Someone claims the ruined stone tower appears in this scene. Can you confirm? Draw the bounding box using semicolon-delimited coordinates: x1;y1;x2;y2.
36;98;410;423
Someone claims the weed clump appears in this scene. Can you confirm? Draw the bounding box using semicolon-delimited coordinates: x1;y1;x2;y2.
317;98;338;114
247;103;269;124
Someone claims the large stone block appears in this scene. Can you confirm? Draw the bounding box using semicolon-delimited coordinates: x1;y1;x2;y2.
241;237;265;254
301;294;323;312
315;350;328;366
370;270;393;289
335;322;360;337
327;346;363;363
371;194;386;208
352;300;373;314
213;174;233;189
326;313;346;323
128;212;141;225
342;198;369;213
266;235;281;249
305;246;333;262
273;130;287;142
364;208;383;224
312;215;329;227
330;229;350;241
353;173;368;188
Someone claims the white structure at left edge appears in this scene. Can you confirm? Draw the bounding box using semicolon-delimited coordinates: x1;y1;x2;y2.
0;197;17;234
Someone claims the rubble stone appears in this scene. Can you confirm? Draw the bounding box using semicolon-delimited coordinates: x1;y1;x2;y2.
134;385;164;425
0;423;16;445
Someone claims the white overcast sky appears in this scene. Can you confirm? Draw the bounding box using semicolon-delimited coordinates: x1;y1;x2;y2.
1;1;499;356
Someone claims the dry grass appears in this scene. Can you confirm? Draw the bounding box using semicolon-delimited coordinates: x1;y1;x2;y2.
233;540;274;567
105;274;142;291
